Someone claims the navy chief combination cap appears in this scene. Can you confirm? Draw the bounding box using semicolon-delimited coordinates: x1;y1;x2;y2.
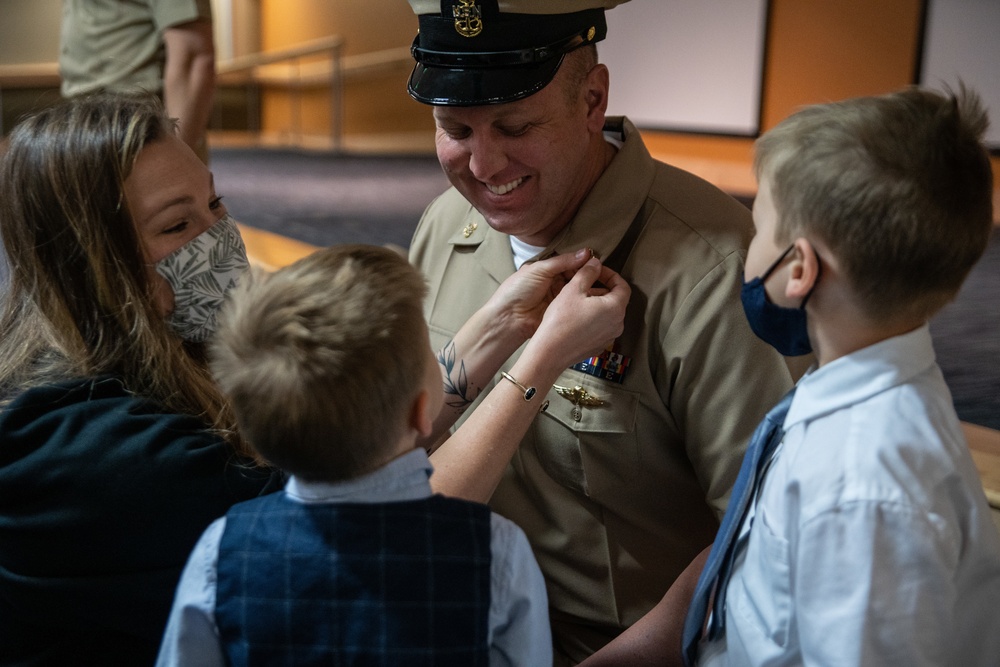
407;0;630;106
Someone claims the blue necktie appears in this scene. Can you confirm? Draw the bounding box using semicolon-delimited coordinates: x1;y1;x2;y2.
681;388;797;666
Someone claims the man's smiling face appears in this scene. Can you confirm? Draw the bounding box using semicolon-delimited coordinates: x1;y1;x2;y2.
432;51;609;247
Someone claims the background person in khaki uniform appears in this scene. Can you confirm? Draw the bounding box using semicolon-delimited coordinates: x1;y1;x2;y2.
60;0;216;163
405;1;794;663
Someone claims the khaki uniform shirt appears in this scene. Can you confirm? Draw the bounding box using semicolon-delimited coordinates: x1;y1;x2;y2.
410;117;793;662
60;0;211;97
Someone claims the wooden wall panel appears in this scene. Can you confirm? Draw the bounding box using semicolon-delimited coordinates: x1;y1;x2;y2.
761;0;924;129
638;0;1000;208
247;0;997;203
256;0;433;143
260;0;417;55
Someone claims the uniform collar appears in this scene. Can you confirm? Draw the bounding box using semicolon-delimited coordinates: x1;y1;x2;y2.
545;116;655;262
785;324;937;429
446;197;518;284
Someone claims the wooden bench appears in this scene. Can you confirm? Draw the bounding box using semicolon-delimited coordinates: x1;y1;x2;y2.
964;422;1000;532
238;223;319;272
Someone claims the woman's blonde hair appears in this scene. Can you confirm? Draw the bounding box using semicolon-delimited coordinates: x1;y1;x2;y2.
0;93;245;453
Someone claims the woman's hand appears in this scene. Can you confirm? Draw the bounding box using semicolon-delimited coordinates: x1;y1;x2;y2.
481;248;595;344
422;250;628;454
428;255;630;501
526;256;631;372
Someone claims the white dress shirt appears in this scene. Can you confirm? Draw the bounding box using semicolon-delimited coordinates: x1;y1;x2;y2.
701;325;1000;666
156;448;552;667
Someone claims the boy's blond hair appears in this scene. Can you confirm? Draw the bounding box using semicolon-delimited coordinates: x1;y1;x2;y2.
211;245;429;482
754;85;994;324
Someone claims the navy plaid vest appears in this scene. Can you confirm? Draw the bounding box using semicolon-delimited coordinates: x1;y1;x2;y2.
215;492;492;666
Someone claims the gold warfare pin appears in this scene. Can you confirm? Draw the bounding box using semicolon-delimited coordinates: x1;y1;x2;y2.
554;384;605;422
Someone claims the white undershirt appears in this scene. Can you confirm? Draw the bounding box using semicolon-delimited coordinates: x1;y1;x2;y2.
509;236;545;270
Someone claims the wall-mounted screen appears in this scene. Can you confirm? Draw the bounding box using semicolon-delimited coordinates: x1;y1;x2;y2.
920;0;1000;150
600;0;769;137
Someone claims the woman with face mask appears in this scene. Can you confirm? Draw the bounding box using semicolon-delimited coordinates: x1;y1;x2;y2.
0;93;278;666
0;93;629;665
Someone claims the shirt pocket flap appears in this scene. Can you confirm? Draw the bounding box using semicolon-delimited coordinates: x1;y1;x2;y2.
540;375;640;434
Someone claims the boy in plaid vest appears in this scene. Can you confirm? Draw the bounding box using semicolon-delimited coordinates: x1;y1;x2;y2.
156;244;552;666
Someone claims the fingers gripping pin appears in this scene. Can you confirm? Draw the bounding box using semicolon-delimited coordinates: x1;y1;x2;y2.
554;384;604;422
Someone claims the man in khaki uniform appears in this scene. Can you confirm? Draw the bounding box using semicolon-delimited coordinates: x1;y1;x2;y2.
405;1;794;662
60;0;216;162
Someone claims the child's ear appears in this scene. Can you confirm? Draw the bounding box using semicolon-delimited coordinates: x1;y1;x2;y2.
785;238;820;300
409;389;435;439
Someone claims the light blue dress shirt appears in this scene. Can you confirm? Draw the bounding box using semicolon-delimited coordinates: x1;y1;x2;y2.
700;325;1000;666
156;448;552;666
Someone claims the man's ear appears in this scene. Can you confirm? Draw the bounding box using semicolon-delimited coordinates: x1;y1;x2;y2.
408;389;434;439
785;238;820;300
584;64;610;132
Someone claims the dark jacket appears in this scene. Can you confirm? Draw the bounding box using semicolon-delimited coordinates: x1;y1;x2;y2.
0;376;281;666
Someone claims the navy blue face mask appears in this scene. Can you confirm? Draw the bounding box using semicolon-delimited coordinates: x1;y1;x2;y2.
740;244;817;356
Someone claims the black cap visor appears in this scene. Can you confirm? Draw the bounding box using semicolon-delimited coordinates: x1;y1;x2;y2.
407;54;564;106
407;8;606;106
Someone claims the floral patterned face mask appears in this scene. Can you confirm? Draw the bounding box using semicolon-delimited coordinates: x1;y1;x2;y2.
153;214;250;342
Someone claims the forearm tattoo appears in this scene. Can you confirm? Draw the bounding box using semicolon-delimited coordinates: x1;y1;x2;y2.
438;339;474;410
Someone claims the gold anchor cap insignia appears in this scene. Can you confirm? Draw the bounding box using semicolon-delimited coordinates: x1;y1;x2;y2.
453;0;483;38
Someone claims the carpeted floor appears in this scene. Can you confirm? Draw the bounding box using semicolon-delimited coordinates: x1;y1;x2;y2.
212;147;449;250
210;146;999;430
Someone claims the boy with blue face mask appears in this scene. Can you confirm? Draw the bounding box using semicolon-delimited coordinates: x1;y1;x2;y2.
691;85;1000;666
582;86;1000;666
